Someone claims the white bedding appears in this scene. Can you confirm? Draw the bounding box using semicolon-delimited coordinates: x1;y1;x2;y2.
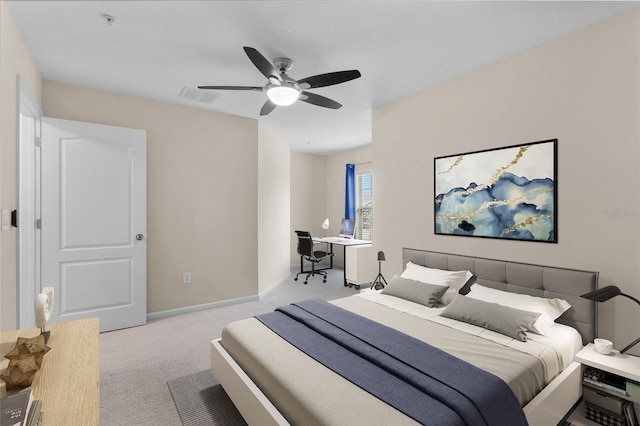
356;290;583;381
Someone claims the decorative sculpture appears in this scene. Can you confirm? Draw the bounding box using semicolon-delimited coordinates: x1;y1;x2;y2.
0;334;50;389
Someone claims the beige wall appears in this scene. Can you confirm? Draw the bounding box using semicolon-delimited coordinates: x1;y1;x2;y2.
0;2;42;330
42;81;259;314
373;10;640;353
290;152;327;264
258;124;291;294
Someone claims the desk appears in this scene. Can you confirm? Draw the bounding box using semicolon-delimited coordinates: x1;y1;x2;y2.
0;317;100;425
314;237;372;288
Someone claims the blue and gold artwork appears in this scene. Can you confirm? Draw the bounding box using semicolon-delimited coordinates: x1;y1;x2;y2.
434;139;557;242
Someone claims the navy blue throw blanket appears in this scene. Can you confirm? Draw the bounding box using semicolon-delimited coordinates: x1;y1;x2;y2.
256;299;528;426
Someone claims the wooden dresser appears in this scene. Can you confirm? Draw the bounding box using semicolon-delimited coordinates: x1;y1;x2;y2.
0;317;100;425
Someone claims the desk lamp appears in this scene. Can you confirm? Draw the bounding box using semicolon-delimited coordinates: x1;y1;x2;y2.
321;218;329;231
371;251;388;290
581;285;640;354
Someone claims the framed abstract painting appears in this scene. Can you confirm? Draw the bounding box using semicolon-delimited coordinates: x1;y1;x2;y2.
434;139;557;242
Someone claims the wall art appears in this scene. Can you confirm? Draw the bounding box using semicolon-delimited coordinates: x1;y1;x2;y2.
434;139;557;242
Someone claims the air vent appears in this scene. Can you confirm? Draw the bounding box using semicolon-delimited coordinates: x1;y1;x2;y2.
178;87;219;105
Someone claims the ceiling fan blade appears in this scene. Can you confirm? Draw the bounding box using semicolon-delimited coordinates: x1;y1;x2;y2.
297;70;361;90
243;46;282;82
299;91;342;109
260;100;277;116
197;85;263;91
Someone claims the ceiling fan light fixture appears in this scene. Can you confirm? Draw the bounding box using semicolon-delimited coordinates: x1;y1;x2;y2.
266;84;300;106
198;47;361;115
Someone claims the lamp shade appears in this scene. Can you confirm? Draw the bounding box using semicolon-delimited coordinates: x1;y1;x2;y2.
321;218;329;230
581;285;622;302
266;83;300;106
581;285;640;354
377;251;385;262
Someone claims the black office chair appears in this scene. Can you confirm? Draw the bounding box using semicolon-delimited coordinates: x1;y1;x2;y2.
294;230;329;284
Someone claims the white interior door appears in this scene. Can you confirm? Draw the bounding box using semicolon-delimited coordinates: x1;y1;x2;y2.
41;117;146;332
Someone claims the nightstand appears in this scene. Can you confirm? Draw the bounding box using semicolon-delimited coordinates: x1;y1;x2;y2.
565;344;640;425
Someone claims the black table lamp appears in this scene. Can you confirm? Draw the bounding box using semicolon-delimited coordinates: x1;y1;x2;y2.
581;285;640;354
371;251;388;290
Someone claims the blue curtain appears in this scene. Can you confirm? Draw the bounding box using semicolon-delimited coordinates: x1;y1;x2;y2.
345;164;355;220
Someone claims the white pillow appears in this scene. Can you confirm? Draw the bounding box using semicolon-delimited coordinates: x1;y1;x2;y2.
466;284;572;335
400;262;473;305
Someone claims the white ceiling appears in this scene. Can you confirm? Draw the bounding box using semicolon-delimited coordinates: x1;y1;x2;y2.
6;1;639;154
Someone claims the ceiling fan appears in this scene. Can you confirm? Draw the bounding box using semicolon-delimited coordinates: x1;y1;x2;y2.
198;46;361;116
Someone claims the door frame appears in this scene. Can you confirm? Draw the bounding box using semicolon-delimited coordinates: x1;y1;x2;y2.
17;76;43;328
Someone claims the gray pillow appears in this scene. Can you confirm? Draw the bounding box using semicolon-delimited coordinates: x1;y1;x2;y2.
381;275;449;308
440;295;541;342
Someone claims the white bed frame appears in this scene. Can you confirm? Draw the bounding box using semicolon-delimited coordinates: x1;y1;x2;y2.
211;339;289;426
211;338;582;426
211;249;598;425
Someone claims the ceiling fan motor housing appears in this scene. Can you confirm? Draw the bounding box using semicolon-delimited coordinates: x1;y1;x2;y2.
274;57;293;73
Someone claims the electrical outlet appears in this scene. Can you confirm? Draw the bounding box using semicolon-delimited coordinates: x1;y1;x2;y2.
183;272;191;284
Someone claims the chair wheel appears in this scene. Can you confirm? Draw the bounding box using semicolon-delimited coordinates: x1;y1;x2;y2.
294;277;298;281
304;281;308;285
355;285;360;290
323;279;326;283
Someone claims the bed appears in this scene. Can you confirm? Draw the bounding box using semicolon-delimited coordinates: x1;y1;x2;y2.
211;248;598;425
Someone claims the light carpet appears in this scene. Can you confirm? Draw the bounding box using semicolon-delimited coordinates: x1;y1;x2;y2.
168;370;248;426
101;267;355;425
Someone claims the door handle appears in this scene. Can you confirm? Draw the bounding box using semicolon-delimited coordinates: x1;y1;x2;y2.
136;234;145;241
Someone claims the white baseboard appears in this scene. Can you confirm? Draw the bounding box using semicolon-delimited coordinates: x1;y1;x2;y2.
147;265;330;322
260;272;291;298
147;294;259;321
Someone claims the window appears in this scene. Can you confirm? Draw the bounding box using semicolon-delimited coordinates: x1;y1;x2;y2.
356;170;373;241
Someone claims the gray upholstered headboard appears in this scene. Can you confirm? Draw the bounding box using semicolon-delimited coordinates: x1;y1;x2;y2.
402;248;598;345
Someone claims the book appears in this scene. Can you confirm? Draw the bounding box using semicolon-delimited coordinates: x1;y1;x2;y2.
624;401;639;426
25;400;41;426
583;376;628;396
0;390;33;426
584;367;627;393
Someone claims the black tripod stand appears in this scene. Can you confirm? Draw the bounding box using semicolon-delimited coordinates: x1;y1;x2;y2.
370;251;388;290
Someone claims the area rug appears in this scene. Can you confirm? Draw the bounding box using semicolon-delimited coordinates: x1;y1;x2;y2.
168;369;248;426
